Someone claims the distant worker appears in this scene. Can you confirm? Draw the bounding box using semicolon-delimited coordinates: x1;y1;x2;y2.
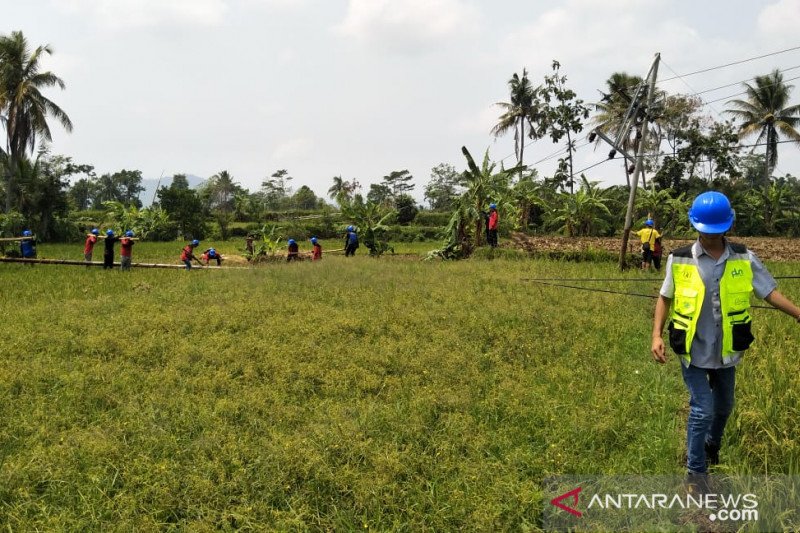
201;247;222;266
633;219;660;270
488;203;499;247
20;230;36;265
245;235;255;255
84;228;100;263
120;230;136;271
652;236;663;271
651;191;800;482
287;239;299;262
344;225;359;257
181;239;201;270
310;236;322;261
103;229;119;270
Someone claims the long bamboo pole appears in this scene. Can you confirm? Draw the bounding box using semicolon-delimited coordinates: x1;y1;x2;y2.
0;257;228;269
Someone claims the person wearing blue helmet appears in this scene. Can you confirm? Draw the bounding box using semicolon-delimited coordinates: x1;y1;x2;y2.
310;236;322;261
103;229;119;269
19;230;36;263
632;218;661;270
344;226;359;257
181;240;202;269
652;191;800;481
287;238;299;262
120;231;136;271
84;228;100;263
201;246;222;266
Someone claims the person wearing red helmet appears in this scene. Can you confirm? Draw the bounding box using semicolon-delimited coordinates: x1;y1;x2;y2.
651;191;800;483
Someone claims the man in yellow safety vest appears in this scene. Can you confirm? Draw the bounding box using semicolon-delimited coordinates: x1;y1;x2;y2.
651;191;800;479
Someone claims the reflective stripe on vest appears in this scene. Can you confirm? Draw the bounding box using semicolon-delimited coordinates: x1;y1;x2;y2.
670;245;754;365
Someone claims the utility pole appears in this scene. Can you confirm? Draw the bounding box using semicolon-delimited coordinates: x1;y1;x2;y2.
618;53;660;271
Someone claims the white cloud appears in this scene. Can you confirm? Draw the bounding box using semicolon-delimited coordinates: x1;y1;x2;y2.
240;0;308;8
53;0;228;30
335;0;481;54
452;104;498;136
757;0;800;40
271;137;312;161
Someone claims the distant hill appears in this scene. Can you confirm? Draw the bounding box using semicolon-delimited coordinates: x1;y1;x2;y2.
139;175;206;206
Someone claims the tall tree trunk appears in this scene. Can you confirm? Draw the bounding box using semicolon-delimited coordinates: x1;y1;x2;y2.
4;155;14;214
764;127;772;187
519;117;525;168
567;130;574;194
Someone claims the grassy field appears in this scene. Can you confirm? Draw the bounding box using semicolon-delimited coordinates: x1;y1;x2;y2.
1;244;800;530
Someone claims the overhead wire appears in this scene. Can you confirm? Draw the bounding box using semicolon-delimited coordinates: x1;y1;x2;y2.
659;45;800;83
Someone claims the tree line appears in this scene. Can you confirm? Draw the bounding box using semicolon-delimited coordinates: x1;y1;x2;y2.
2;29;800;247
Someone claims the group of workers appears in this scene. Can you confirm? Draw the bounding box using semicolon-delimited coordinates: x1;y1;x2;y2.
37;224;357;270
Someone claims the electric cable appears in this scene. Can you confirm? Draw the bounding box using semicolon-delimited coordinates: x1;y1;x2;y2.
660;45;800;83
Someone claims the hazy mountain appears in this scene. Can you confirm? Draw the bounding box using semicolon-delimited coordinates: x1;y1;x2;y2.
139;174;206;206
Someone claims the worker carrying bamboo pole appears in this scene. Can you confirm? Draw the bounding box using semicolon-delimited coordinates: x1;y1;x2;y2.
310;237;322;261
20;230;37;265
103;229;119;270
120;231;136;271
84;228;100;263
181;240;202;270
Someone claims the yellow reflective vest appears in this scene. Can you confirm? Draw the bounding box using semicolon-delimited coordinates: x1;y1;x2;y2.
668;242;755;365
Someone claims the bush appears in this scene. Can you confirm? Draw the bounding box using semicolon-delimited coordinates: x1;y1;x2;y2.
414;211;451;227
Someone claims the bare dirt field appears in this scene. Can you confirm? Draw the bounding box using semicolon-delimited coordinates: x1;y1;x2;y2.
509;233;800;262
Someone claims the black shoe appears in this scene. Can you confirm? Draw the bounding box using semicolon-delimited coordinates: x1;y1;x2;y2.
705;442;720;467
685;472;712;496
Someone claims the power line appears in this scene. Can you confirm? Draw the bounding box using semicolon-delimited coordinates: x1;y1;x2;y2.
691;65;800;96
661;59;727;122
660;45;800;83
703;75;800;105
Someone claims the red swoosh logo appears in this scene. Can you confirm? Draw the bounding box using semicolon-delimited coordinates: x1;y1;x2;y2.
550;487;582;517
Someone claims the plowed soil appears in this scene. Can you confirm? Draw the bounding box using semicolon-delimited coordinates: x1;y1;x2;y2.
509;232;800;262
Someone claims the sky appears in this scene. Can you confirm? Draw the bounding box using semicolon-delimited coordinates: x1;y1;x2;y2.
4;0;800;203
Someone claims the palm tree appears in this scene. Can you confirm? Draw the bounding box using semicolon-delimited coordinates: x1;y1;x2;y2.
491;69;542;167
328;175;345;200
726;69;800;186
0;31;73;212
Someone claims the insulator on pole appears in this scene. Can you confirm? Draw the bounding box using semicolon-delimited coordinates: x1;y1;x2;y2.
608;149;617;159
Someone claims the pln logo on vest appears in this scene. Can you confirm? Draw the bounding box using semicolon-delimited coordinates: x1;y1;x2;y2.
730;268;744;278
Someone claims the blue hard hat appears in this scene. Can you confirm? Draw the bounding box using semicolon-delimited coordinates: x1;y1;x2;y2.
310;237;318;245
22;229;32;236
125;230;134;237
347;225;354;231
209;247;216;254
192;239;200;246
689;191;734;234
644;219;654;227
91;228;99;235
288;239;296;245
489;203;497;209
106;229;114;236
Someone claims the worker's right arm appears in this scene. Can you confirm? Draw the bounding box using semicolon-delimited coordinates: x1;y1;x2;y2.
651;295;672;364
